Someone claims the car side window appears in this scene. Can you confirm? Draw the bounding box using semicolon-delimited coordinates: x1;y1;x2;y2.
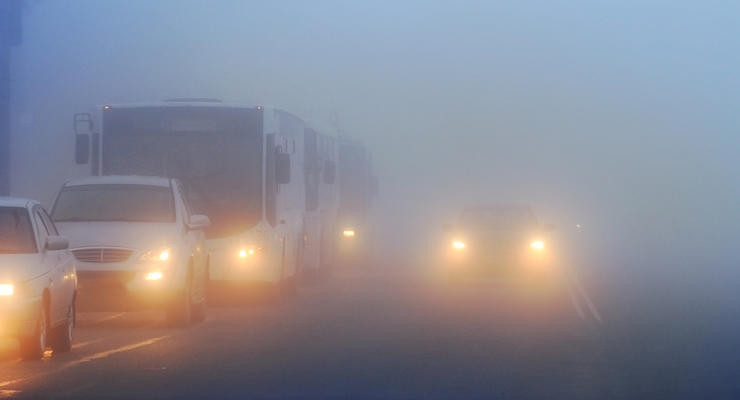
40;209;59;235
33;209;51;247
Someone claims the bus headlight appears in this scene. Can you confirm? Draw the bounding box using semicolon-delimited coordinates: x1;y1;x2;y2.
238;248;257;259
0;283;14;296
452;241;466;250
343;229;356;238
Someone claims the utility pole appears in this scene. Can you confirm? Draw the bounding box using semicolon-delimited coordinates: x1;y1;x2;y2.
0;0;23;195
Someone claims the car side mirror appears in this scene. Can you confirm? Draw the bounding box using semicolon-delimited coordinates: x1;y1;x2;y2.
187;215;211;230
543;223;556;232
276;153;291;184
45;236;69;251
323;160;336;184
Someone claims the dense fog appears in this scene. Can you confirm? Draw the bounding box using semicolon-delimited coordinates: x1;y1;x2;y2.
9;0;740;294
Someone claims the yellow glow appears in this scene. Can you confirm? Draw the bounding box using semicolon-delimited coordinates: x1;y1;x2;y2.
238;248;257;259
0;284;13;296
145;271;163;281
343;229;356;237
159;250;169;261
530;240;545;251
452;241;466;250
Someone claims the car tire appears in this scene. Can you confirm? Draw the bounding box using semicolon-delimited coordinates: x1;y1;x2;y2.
166;279;193;328
19;304;48;360
51;301;75;353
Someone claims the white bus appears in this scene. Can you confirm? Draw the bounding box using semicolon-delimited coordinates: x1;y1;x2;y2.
72;99;315;293
301;125;339;278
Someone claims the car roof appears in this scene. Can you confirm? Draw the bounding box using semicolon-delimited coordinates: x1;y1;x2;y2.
0;197;35;208
63;175;172;188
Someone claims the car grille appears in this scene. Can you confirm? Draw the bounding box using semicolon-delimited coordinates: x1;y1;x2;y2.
72;248;133;263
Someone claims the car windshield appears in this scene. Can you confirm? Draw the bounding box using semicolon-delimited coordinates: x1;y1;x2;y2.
52;184;175;223
0;207;36;254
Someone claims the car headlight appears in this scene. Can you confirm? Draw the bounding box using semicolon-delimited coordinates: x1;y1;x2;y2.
343;229;356;238
145;271;164;281
452;240;466;250
0;283;14;296
530;240;545;251
139;249;170;262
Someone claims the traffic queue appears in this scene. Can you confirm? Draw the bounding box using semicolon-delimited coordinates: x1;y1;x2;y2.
0;99;377;360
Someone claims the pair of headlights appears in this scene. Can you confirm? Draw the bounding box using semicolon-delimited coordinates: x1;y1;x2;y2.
451;240;545;251
139;249;170;281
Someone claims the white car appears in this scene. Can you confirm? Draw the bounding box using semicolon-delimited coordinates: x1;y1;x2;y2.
0;198;77;360
51;176;210;326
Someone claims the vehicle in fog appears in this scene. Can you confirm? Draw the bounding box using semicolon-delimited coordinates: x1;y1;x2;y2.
51;176;210;326
445;204;555;278
336;137;377;265
0;199;76;359
72;100;320;293
301;125;339;278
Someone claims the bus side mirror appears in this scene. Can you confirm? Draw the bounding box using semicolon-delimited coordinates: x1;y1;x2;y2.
323;160;336;184
276;153;291;184
75;134;90;164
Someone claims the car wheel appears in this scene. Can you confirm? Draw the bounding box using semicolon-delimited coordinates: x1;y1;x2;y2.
51;301;75;353
166;280;193;328
19;304;48;360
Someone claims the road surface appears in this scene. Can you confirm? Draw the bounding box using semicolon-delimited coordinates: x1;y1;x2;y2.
0;260;735;399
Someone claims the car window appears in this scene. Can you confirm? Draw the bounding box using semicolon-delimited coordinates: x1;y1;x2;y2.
34;209;50;247
0;207;37;254
40;209;59;235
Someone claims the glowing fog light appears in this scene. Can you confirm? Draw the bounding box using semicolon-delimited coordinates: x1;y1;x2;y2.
452;241;466;250
238;248;257;259
0;284;14;296
145;271;163;281
343;229;356;238
530;240;545;251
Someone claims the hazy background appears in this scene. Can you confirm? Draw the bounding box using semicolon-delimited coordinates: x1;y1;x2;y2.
9;0;740;290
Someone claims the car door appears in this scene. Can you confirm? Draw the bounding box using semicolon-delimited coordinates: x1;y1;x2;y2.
175;182;207;302
31;206;67;326
40;208;75;312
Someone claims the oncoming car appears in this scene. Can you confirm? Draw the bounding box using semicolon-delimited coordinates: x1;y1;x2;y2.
51;176;210;326
444;204;555;278
0;198;77;360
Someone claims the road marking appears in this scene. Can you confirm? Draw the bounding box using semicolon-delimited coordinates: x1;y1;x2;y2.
85;312;126;324
63;335;171;368
569;270;603;324
564;277;585;320
72;338;104;349
0;335;172;390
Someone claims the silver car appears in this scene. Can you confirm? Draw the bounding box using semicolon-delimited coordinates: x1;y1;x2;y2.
0;198;77;360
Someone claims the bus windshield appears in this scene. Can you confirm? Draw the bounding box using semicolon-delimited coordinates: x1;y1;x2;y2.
101;106;263;238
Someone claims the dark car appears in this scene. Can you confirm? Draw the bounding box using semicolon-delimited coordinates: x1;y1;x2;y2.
445;204;555;278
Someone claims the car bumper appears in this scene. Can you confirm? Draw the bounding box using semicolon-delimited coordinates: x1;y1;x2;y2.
0;297;41;338
76;270;181;312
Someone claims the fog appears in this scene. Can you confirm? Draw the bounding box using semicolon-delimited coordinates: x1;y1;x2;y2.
9;0;740;295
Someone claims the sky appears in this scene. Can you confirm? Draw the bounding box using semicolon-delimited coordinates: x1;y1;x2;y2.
9;0;740;282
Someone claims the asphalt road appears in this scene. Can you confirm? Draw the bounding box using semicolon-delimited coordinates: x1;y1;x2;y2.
1;260;734;399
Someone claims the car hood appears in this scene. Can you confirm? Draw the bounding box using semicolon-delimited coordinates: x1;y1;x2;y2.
55;221;181;251
0;253;50;283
